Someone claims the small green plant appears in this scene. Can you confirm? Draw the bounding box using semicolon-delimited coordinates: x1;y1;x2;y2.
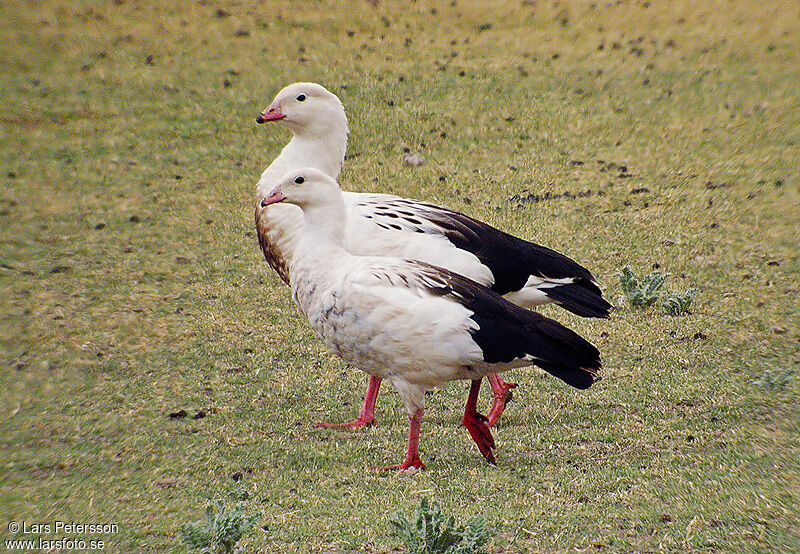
390;497;495;554
662;288;700;315
616;266;670;308
180;501;259;554
752;368;794;391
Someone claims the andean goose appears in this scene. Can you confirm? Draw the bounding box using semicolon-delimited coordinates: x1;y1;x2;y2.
259;168;602;469
254;82;610;426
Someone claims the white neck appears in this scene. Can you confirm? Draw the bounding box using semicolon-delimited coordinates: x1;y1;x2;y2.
293;132;347;178
289;195;349;275
257;122;348;197
254;105;350;283
302;204;346;246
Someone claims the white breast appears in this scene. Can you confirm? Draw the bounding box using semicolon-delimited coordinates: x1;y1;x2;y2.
290;255;482;388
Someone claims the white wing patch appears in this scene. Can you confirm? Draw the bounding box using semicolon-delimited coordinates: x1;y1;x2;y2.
342;193;495;287
363;260;450;295
354;195;451;237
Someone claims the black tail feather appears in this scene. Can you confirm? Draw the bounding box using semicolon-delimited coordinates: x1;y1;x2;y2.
411;262;603;391
522;314;602;389
470;307;602;391
544;279;612;318
536;361;599;389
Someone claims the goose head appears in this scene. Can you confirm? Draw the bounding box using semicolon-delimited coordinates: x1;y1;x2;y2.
260;167;342;210
256;82;348;138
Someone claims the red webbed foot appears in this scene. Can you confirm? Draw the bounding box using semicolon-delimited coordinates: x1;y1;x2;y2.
463;409;496;464
372;454;426;472
487;375;518;427
316;376;381;430
314;417;375;429
372;408;426;471
464;379;497;464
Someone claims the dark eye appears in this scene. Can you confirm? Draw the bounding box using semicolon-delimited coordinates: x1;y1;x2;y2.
296;94;307;102
294;176;305;184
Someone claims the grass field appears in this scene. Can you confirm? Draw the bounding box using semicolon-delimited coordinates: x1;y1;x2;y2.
1;0;799;551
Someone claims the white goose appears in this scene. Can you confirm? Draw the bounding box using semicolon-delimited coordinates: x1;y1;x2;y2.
260;168;601;469
254;82;610;426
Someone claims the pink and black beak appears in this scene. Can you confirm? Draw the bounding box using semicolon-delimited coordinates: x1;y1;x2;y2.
259;186;285;208
255;103;285;124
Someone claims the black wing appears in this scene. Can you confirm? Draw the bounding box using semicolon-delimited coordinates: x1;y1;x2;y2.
408;261;602;390
354;195;611;318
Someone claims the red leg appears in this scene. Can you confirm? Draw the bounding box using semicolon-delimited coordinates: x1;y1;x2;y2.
315;376;381;429
373;408;425;471
487;373;518;427
463;379;496;464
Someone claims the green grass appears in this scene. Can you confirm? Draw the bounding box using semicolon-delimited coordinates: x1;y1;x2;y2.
1;0;799;551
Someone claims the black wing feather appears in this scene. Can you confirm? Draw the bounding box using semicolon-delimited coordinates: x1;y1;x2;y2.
417;205;593;292
359;197;611;318
542;281;612;318
410;262;602;389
